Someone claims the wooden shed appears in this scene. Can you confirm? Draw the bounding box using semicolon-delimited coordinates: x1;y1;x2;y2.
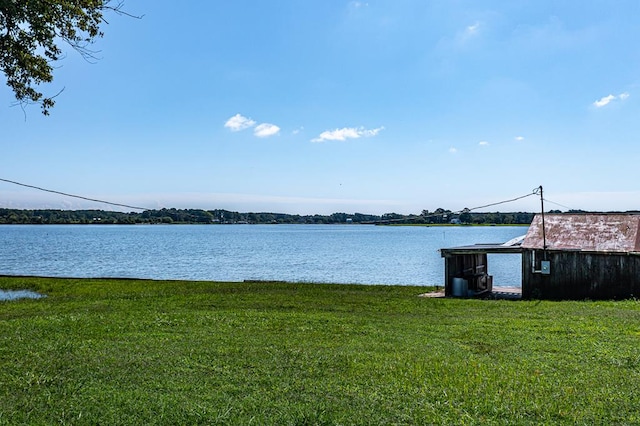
440;213;640;300
521;213;640;300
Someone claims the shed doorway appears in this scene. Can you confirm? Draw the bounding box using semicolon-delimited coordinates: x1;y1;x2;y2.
441;243;524;299
487;253;522;288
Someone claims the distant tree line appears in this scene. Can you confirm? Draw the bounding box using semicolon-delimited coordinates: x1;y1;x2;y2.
0;208;381;225
0;208;543;225
416;209;535;225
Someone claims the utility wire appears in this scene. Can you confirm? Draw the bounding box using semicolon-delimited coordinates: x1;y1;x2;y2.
464;190;537;213
543;198;573;211
0;177;151;211
373;189;539;223
1;176;543;217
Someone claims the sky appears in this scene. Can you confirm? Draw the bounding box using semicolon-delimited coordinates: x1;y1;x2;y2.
2;0;640;215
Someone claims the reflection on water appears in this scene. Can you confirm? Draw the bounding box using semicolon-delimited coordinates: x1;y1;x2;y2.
0;289;45;301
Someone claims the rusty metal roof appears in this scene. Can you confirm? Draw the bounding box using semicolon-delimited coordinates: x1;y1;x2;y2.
522;214;640;253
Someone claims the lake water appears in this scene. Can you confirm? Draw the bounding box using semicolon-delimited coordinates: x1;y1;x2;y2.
0;289;44;301
0;224;526;287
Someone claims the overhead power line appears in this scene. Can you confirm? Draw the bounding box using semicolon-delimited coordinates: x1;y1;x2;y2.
543;198;574;211
0;177;151;211
464;190;537;213
374;189;539;224
1;177;559;217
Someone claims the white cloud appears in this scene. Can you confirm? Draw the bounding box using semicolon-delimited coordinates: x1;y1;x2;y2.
433;21;484;53
593;95;616;108
224;114;282;138
311;126;384;143
593;92;630;108
292;126;304;135
479;141;489;146
456;21;482;44
254;123;280;138
466;22;481;36
449;147;458;154
224;114;256;131
515;136;524;141
435;21;484;53
360;127;384;137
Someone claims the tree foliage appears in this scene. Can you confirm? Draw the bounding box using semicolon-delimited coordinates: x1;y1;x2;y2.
0;0;127;114
0;207;538;225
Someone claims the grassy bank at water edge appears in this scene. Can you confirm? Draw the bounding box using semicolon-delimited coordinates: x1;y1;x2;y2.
1;276;639;425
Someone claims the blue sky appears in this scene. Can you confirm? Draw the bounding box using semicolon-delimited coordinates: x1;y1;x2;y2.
2;0;639;215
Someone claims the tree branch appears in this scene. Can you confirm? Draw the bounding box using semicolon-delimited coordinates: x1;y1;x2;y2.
1;0;140;115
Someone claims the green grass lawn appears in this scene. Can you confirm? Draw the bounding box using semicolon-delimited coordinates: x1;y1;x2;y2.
1;276;639;425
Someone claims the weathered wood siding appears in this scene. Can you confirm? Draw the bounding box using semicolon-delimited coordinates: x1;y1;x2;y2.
522;249;640;300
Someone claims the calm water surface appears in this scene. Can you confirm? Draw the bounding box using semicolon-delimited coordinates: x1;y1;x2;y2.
0;224;526;287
